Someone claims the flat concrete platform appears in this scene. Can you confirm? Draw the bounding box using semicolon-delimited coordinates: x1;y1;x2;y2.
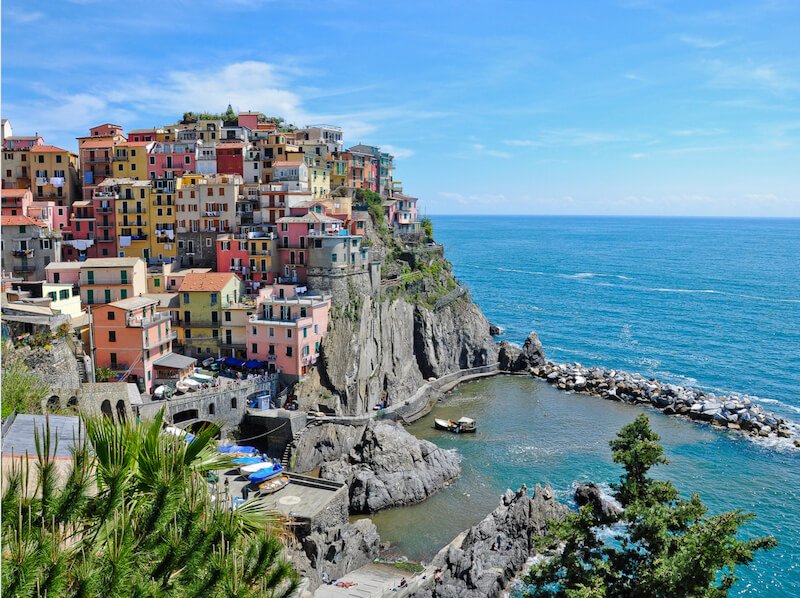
313;563;412;597
257;473;344;520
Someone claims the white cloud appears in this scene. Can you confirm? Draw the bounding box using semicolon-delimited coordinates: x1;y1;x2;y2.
630;152;649;159
704;60;800;93
470;143;511;159
671;127;726;137
504;129;630;148
380;144;415;160
678;35;727;49
4;8;44;23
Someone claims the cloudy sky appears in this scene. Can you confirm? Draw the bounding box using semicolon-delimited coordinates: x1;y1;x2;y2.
3;0;799;216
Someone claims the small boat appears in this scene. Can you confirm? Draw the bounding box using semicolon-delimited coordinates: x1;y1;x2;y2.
232;456;265;466
258;474;289;495
248;463;284;484
218;445;258;454
239;461;277;477
434;417;477;434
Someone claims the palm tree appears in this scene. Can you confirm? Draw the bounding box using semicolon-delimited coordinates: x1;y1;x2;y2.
2;409;298;597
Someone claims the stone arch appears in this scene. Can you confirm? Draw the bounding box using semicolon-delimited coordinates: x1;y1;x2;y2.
67;396;79;410
208;402;216;415
47;395;61;411
173;409;199;424
100;400;113;419
231;397;237;409
116;400;127;422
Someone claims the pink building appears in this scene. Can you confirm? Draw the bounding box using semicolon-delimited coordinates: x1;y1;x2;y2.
237;112;260;131
246;283;330;380
91;296;177;393
45;261;82;286
276;212;343;284
1;188;33;217
216;233;250;275
147;141;199;179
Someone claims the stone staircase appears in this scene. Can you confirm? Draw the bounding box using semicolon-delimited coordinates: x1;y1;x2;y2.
76;355;89;383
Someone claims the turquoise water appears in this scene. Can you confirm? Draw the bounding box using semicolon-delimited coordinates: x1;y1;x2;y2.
369;217;800;594
369;377;800;595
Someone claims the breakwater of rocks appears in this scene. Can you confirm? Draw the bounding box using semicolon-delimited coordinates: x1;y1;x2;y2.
529;361;799;448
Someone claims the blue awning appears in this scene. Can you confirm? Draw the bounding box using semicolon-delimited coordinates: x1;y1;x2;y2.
223;357;246;367
244;359;264;369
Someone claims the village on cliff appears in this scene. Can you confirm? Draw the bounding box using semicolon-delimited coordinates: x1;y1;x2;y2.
0;108;422;404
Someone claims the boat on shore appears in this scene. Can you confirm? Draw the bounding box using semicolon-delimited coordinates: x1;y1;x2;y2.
248;463;284;484
434;417;477;433
258;474;289;495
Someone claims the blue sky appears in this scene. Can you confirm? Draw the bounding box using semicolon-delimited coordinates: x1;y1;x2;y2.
3;0;799;216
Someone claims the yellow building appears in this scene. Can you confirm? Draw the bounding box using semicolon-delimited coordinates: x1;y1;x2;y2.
149;185;178;264
29;145;81;205
308;156;331;199
176;272;246;359
112;141;152;179
330;157;349;191
115;180;152;261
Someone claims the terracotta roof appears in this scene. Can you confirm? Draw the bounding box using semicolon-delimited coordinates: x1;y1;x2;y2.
80;138;116;149
217;142;245;150
1;215;46;227
30;145;70;153
179;272;239;292
1;189;31;198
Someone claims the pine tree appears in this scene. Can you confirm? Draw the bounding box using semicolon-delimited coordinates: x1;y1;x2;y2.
526;414;777;597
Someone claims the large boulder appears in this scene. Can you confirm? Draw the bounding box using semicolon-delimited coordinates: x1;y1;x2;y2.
515;331;546;370
298;519;381;588
498;341;522;372
574;483;622;522
320;420;460;513
410;485;568;598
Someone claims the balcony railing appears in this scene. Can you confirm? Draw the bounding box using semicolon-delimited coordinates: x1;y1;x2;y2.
12;249;34;257
13;264;37;273
143;331;178;350
179;320;222;328
98;237;115;243
127;311;171;327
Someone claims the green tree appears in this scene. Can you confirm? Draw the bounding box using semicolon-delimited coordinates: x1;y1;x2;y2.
95;366;114;383
420;217;433;241
2;409;297;597
1;343;49;418
525;414;777;597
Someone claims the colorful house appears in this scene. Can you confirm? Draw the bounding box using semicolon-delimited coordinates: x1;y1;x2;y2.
78;257;147;305
1;188;33;217
176;272;245;359
216;142;245;176
147;141;199;180
113;141;153;179
246;283;331;380
0;215;63;281
91;296;177;393
77;124;126;199
275;212;344;284
2;133;44;190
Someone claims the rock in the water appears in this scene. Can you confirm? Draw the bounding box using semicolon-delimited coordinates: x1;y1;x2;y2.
320;420;460;513
515;331;546;371
489;323;502;336
498;341;523;372
410;485;567;598
574;483;622;522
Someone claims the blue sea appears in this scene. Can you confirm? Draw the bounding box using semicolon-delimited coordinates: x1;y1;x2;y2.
368;216;800;595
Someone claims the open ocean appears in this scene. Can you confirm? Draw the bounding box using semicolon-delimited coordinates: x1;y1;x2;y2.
369;216;800;595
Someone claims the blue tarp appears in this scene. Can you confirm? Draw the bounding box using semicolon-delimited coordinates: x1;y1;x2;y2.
223;357;246;368
244;359;264;369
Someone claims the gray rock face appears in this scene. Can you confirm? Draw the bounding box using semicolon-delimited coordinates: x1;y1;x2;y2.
515;331;546;371
498;341;522;371
308;292;497;417
410;485;568;598
574;482;622;522
295;518;381;589
289;422;367;473
319;420;461;513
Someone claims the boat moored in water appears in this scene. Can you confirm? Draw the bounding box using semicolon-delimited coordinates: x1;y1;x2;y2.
434;417;477;433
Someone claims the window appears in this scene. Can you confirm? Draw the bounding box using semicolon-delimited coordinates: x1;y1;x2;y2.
210;293;218;305
87;289;94;304
303;327;308;338
107;311;115;321
149;156;155;164
286;329;293;339
269;327;274;337
120;289;127;299
108;331;116;342
104;290;111;303
314;324;318;334
87;271;94;284
110;352;117;366
185;155;190;164
154;279;160;287
185;329;191;339
224;311;231;322
120;270;128;284
331;253;337;263
252;343;258;353
286;346;293;357
231;397;237;409
205;238;212;247
183;293;189;304
212;329;219;339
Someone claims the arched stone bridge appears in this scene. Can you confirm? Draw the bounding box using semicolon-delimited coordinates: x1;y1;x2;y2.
139;377;275;433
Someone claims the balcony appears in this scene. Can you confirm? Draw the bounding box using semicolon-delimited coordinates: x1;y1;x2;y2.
119;208;146;214
127;311;171;327
13;264;37;273
12;249;34;258
98;222;114;229
143;331;178;350
180;320;222;328
96;205;114;213
97;237;115;243
131;234;148;241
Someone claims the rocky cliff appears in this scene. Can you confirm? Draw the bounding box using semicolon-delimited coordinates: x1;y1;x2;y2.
319;420;461;513
410;485;567;598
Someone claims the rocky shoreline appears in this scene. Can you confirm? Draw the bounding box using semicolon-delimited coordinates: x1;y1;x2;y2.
531;360;798;447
